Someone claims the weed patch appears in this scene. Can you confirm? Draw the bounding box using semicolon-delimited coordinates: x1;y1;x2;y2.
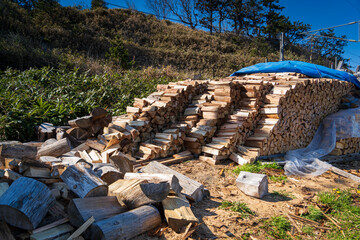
233;162;282;174
219;201;255;218
262;216;291;239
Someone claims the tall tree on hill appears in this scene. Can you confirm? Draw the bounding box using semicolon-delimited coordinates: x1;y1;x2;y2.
196;0;219;35
145;0;170;19
216;0;230;33
91;0;107;10
312;29;348;61
166;0;199;29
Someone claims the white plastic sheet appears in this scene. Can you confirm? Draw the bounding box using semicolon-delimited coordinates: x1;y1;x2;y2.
284;97;360;176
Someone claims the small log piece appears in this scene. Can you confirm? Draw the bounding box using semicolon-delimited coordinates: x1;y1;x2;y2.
37;138;72;158
235;171;268;198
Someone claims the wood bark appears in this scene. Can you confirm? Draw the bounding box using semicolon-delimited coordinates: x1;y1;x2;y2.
37;138;72;158
141;161;204;202
0;177;55;230
235;171;268;198
90;205;161;240
68;196;127;227
60;162;108;198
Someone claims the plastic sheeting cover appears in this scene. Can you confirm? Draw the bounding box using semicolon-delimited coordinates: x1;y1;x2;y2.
230;61;360;88
285;97;360;176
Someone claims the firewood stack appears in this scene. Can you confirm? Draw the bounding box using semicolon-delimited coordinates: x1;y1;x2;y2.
184;81;242;155
330;138;360;156
201;80;272;164
233;73;353;161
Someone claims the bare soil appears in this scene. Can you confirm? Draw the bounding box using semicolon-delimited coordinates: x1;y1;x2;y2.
135;158;360;240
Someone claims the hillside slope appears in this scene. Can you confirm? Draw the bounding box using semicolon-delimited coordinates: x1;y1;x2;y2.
0;1;313;77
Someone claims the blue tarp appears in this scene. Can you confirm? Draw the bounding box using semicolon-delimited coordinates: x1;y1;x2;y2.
230;61;360;88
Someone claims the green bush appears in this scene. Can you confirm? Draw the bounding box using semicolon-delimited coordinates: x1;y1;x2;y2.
0;67;171;141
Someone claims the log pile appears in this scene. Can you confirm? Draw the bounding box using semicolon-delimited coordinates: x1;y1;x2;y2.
232;73;353;161
201;80;271;164
330;138;360;156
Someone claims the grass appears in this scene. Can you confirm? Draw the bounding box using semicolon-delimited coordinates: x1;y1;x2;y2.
233;162;282;174
302;205;324;222
269;175;288;183
219;201;255;218
271;190;296;200
262;216;291;240
317;189;360;239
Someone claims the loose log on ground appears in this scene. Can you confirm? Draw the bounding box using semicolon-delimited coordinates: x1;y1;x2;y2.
68;196;128;227
0;143;37;159
90;205;161;240
162;194;198;232
60;162;108;198
141;161;205;202
235;171;268;198
0;177;55;230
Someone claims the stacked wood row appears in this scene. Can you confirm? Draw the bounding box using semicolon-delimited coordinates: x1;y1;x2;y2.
185;81;243;155
330;138;360;155
201;80;272;164
231;73;353;159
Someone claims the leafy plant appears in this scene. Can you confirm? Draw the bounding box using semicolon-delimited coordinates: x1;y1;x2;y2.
0;67;171;141
269;175;288;183
219;201;255;218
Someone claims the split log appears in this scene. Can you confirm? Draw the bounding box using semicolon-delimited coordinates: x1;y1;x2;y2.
141;161;205;201
235;171;268;198
93;163;124;184
37;138;72;158
60;163;108;198
90;205;161;240
68;196;127;227
108;179;167;209
162;194;198;232
109;155;133;173
30;224;74;240
124;172;182;194
0;177;55;230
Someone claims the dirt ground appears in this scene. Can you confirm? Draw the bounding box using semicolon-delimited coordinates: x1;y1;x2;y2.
135;157;360;240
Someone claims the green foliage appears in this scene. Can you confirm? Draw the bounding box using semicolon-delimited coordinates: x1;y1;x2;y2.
269;175;287;183
263;216;291;239
0;67;170;141
106;37;134;69
219;201;255;218
317;190;360;239
233;162;282;174
301;205;324;222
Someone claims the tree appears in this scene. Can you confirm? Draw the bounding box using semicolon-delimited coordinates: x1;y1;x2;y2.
106;36;134;69
196;0;219;35
145;0;170;19
166;0;199;29
91;0;107;10
312;29;348;61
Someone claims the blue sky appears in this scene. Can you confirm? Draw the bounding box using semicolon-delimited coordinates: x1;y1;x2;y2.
60;0;360;70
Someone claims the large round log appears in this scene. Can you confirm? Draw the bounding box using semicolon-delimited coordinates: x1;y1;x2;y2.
60;162;108;198
0;177;55;230
91;205;161;240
